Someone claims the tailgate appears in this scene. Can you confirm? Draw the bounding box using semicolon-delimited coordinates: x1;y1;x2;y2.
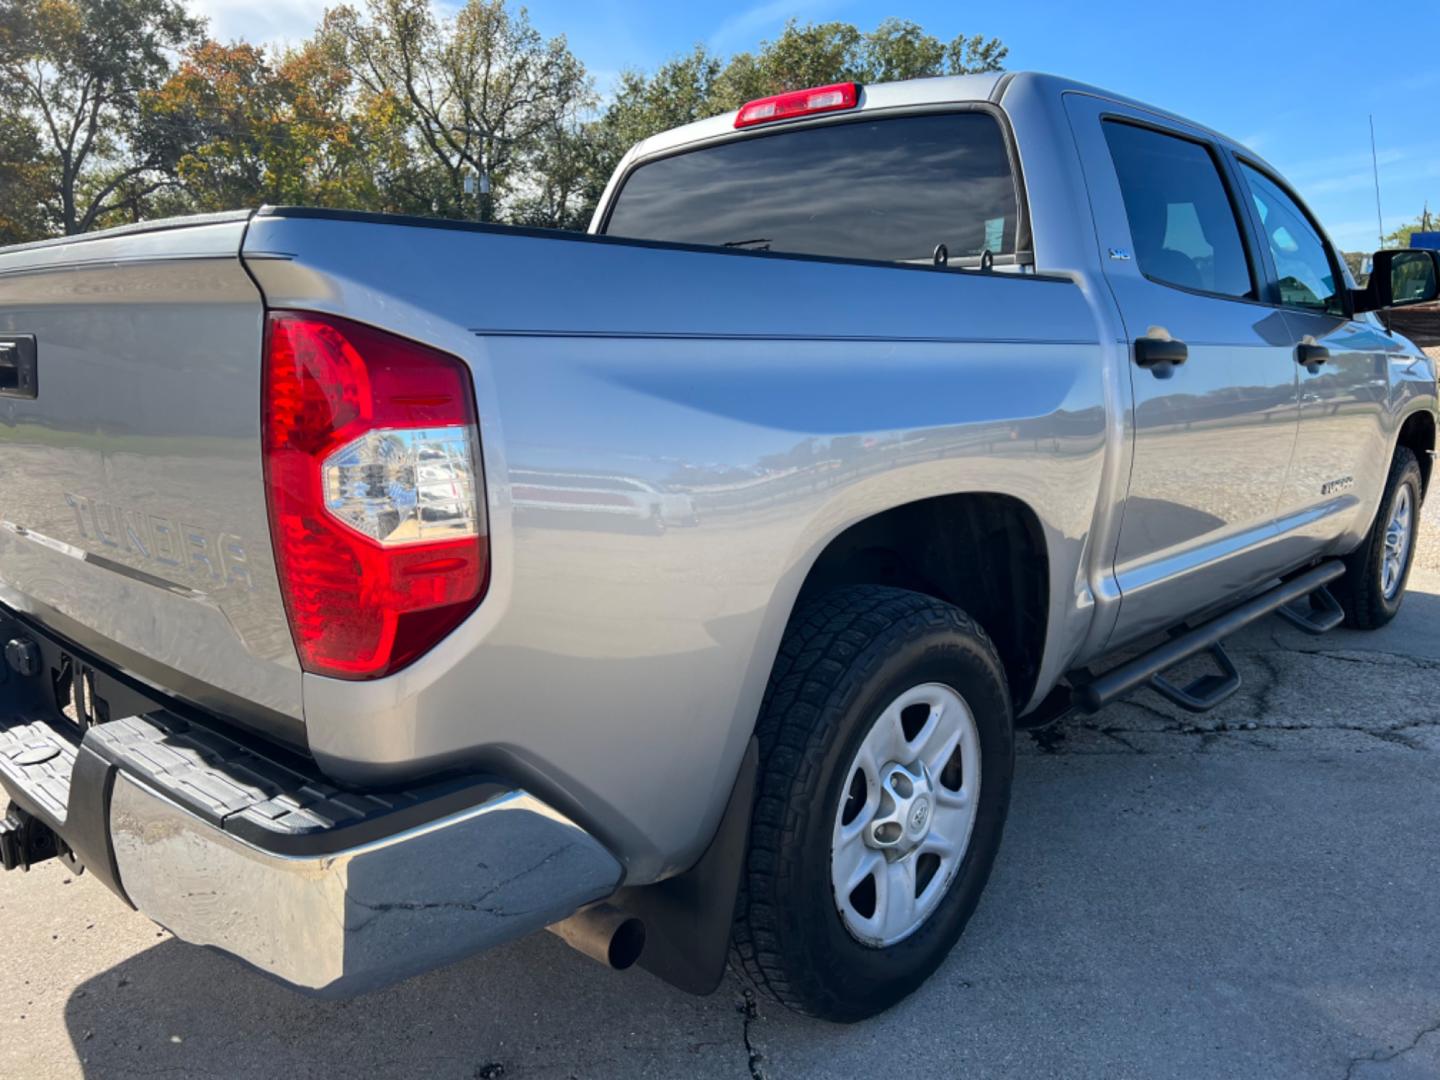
0;214;302;737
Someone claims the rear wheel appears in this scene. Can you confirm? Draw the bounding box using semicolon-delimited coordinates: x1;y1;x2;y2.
731;586;1014;1022
1335;447;1424;630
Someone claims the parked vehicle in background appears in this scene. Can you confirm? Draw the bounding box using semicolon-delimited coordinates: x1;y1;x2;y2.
0;72;1435;1022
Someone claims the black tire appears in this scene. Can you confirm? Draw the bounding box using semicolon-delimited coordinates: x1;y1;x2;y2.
730;586;1014;1022
1335;446;1424;630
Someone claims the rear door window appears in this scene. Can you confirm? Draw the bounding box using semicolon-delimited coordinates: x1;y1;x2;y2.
602;112;1018;264
1102;120;1254;299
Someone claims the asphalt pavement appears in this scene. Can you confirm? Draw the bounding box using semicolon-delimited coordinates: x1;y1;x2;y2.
2;494;1438;1080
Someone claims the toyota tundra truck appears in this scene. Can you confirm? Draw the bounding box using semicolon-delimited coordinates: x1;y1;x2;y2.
0;72;1435;1022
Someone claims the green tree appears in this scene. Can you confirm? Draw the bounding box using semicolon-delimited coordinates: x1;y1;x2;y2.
710;18;1007;109
506;118;603;230
577;46;722;215
602;47;723;156
0;0;201;234
326;0;592;222
1384;207;1439;249
0;103;49;243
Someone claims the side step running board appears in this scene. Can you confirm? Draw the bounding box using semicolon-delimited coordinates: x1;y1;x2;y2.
1147;641;1241;712
1075;560;1346;715
1276;583;1345;635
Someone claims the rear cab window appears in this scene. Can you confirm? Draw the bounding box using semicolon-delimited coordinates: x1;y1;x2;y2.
601;112;1020;267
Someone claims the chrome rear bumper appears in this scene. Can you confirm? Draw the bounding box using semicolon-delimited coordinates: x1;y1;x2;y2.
107;774;621;995
0;609;621;996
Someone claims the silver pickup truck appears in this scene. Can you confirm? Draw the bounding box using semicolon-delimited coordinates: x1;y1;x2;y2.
0;72;1436;1022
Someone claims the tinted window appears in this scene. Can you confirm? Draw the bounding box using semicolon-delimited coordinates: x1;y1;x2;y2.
603;113;1017;264
1240;164;1342;314
1103;121;1253;298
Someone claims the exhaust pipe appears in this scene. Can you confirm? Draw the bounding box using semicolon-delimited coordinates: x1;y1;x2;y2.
547;902;646;970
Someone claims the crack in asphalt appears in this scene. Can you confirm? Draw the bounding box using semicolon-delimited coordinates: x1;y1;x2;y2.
1120;698;1174;724
1034;712;1440;756
1251;649;1285;720
738;990;767;1080
1257;644;1440;672
1342;1015;1440;1079
1090;726;1147;754
1027;621;1440;757
1095;717;1438;745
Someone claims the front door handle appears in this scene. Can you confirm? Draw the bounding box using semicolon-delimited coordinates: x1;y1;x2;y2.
1296;343;1329;374
1134;337;1188;379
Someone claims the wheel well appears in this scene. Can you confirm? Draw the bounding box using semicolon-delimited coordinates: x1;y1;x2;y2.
793;493;1049;710
1398;410;1435;497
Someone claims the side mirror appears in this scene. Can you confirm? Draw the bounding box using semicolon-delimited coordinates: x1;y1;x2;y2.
1354;248;1440;313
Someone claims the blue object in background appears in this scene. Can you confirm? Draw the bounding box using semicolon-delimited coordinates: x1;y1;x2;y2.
1412;232;1440;250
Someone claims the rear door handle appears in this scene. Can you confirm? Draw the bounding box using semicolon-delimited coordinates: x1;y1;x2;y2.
1296;343;1329;374
1134;337;1187;379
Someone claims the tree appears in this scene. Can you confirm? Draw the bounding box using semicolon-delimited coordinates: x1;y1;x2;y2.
1384;206;1439;249
602;47;723;157
0;103;49;244
326;0;592;222
577;46;722;215
148;37;386;213
0;0;201;234
710;18;1007;109
1341;251;1369;286
506;118;601;230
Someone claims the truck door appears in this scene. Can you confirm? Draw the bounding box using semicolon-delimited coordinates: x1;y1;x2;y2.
1064;95;1302;645
1229;159;1397;559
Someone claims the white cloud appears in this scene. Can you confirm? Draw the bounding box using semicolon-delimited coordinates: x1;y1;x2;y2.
707;0;844;53
1301;157;1440;199
1278;146;1407;185
187;0;331;48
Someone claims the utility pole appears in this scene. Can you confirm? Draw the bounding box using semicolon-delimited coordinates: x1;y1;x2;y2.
453;124;509;224
462;169;492;223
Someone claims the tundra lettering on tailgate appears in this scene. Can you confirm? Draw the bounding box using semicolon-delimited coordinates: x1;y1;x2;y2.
63;492;253;590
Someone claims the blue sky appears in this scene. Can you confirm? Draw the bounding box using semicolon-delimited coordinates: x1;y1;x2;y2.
193;0;1440;251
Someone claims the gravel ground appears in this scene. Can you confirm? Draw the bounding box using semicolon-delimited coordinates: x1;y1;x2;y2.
1;496;1438;1080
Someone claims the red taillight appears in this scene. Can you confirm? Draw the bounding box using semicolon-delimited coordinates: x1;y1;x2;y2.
734;82;859;128
263;311;489;680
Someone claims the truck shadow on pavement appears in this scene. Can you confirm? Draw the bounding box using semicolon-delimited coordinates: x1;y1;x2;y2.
60;583;1440;1080
62;925;769;1078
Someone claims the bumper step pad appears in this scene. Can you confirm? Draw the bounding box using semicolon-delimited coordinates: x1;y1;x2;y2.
0;717;79;826
85;712;499;854
0;706;501;858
